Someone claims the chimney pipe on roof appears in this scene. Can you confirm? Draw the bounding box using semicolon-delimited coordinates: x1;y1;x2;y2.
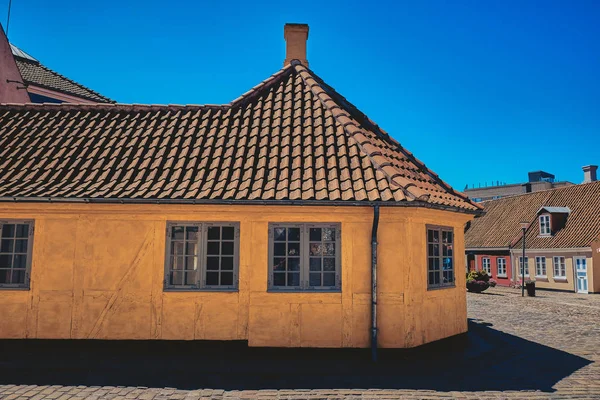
284;23;309;67
583;165;598;183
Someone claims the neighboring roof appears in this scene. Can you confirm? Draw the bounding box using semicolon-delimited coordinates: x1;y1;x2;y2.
0;61;479;212
466;181;600;249
538;206;571;214
465;190;549;248
10;44;114;103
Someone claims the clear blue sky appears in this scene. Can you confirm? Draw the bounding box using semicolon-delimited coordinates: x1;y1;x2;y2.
3;0;599;190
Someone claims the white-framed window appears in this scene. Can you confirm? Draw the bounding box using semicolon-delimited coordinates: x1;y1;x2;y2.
164;222;240;290
539;214;551;236
497;258;507;277
0;220;35;289
482;257;491;275
519;256;529;276
268;223;341;291
553;256;566;279
535;256;547;277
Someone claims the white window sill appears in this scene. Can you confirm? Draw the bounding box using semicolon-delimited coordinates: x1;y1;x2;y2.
497;274;507;278
554;277;568;282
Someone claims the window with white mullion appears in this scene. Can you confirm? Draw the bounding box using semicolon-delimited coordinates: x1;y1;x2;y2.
553;256;566;278
497;258;507;277
539;215;551;236
535;256;547;277
482;258;491;275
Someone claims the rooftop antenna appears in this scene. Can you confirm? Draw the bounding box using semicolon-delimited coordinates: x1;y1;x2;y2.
5;0;12;38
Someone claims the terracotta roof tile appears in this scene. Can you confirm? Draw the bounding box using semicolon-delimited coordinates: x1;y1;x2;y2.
466;181;600;249
14;56;113;103
0;63;479;211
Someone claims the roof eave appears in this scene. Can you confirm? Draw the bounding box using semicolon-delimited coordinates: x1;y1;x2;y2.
0;196;483;215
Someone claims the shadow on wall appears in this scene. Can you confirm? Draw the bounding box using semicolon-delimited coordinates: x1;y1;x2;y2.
0;320;591;392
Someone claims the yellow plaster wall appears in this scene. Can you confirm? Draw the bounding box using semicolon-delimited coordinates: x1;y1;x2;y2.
0;203;472;348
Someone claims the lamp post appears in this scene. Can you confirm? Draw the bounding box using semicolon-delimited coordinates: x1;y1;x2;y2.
519;222;530;297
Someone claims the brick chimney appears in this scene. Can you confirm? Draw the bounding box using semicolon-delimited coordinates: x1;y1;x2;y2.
284;23;309;67
582;165;598;183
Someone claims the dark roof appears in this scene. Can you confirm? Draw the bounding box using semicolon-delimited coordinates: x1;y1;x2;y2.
466;181;600;249
11;44;113;103
0;62;479;212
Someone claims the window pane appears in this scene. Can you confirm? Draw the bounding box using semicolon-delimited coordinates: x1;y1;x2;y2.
221;257;234;271
273;272;285;286
309;273;321;286
273;257;286;271
428;258;436;272
309;243;322;256
220;272;233;286
172;241;184;255
2;224;15;238
287;272;300;286
274;227;286;241
288;228;300;241
432;230;439;243
16;225;29;238
443;270;453;284
323;258;335;271
309;228;321;242
323;243;335;256
427;230;434;243
206;256;219;270
443;257;453;270
207;242;219;255
323;228;335;242
287;242;300;256
185;256;197;271
309;258;321;271
0;239;13;253
323;273;335;286
173;256;184;270
206;272;219;286
207;227;220;240
428;272;436;286
185;242;197;256
172;226;184;240
221;241;234;255
184;271;197;285
288;257;300;271
186;226;199;240
171;271;183;285
274;243;286;256
222;227;234;240
0;269;11;283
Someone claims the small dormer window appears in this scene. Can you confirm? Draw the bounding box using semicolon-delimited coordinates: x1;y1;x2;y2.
539;214;551;236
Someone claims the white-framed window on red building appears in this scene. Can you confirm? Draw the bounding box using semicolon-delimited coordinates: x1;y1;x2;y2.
482;257;491;275
497;258;507;277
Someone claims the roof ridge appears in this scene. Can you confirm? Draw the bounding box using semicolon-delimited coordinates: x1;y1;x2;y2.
0;103;230;111
480;180;600;204
229;64;296;107
291;63;481;210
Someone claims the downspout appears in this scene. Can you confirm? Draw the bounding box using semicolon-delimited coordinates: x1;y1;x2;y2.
371;205;380;362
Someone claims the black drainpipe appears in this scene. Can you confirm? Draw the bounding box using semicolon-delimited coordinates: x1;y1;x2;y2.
371;205;380;362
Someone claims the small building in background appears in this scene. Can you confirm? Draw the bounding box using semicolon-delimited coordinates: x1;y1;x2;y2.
465;170;573;202
466;169;600;294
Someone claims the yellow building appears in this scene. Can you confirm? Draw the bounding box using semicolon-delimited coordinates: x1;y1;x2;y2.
0;24;480;350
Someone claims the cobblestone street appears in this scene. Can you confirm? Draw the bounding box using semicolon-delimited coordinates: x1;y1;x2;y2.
1;287;599;399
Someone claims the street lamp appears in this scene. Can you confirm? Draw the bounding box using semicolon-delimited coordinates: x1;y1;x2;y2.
519;222;530;297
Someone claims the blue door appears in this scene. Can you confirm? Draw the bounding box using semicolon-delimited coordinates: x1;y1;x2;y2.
575;257;588;294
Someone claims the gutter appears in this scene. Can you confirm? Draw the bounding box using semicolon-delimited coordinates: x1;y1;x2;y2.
371;205;380;362
0;197;484;215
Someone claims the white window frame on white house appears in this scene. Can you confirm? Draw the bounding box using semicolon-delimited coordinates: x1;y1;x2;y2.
0;220;35;290
164;222;240;291
519;256;529;277
497;258;507;278
553;256;567;279
535;256;547;278
539;214;551;236
268;223;341;291
482;257;491;275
